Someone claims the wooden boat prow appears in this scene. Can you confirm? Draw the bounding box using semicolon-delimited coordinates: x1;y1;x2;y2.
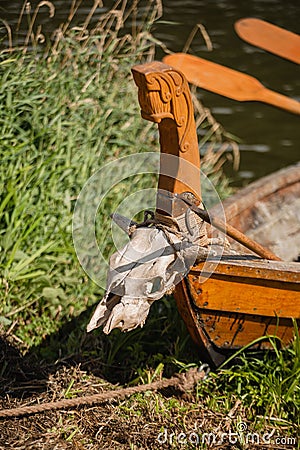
132;61;300;367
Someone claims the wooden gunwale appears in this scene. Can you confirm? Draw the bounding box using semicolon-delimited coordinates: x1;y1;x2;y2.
190;258;300;283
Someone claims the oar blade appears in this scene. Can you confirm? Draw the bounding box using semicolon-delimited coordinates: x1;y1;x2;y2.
163;53;300;114
235;18;300;64
163;53;262;101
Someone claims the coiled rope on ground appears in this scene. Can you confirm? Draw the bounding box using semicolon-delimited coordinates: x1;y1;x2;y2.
0;367;207;419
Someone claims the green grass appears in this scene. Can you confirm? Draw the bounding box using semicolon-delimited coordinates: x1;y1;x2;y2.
0;1;299;448
197;334;300;427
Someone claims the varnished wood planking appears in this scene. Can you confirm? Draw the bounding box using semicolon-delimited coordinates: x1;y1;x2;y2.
187;274;299;318
199;310;296;348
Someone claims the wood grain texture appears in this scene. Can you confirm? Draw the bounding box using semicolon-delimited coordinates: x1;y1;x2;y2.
210;162;300;261
198;311;296;349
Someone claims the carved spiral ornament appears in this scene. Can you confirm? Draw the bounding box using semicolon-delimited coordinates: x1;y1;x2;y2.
132;63;196;154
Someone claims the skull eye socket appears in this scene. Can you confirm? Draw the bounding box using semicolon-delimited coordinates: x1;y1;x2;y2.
146;276;163;294
151;277;163;293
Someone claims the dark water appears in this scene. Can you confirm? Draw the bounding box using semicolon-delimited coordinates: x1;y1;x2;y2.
0;0;299;185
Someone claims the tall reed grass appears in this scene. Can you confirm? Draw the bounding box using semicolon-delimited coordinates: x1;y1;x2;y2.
0;0;237;348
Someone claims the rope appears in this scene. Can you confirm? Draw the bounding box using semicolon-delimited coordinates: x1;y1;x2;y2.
154;212;179;231
0;368;205;419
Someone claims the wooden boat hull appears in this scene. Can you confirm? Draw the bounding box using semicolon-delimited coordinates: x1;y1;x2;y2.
175;259;299;366
175;164;300;366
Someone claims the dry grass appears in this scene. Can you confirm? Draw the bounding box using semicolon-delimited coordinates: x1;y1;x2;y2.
0;323;299;449
1;362;296;450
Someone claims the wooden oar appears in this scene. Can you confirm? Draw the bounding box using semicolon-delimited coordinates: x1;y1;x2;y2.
176;193;282;261
163;53;300;115
235;18;300;64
